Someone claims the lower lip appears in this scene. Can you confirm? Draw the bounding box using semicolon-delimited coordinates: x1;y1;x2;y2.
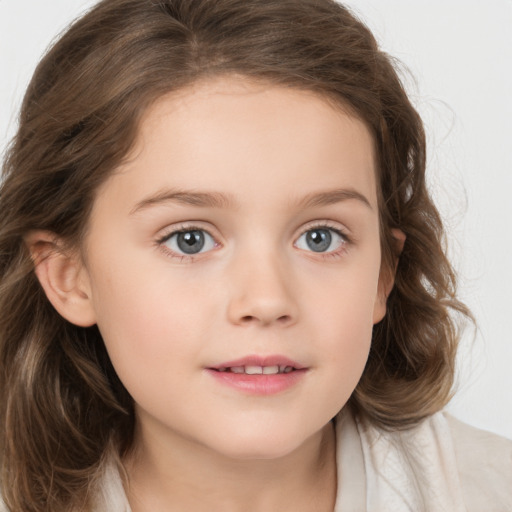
205;369;307;395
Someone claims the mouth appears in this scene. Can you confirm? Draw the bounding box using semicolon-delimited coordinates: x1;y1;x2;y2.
208;355;306;374
214;365;297;375
206;355;307;395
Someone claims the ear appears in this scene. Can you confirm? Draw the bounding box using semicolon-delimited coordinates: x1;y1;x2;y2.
373;228;406;324
25;230;96;327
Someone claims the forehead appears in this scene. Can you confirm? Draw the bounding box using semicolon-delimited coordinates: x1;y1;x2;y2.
107;76;378;212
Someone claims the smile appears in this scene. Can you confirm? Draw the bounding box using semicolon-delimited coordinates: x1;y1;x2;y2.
216;365;295;374
206;355;308;395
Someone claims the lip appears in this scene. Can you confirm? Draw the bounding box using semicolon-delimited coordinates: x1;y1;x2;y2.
205;354;308;396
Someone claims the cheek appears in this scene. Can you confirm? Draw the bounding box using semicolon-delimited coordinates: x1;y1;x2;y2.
302;251;380;383
320;298;373;379
87;257;213;380
305;248;381;327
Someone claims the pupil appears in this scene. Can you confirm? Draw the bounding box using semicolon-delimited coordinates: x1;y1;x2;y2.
177;231;205;254
306;229;331;252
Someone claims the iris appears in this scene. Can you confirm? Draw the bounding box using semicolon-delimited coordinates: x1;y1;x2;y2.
176;231;205;254
306;229;332;252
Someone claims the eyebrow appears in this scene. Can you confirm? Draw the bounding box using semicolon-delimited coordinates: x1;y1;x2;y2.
130;189;234;214
130;187;372;215
296;188;373;210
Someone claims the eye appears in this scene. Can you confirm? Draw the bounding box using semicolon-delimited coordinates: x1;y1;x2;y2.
162;229;217;255
295;227;347;253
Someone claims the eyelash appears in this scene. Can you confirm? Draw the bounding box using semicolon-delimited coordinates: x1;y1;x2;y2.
297;222;351;259
156;222;351;262
156;223;218;262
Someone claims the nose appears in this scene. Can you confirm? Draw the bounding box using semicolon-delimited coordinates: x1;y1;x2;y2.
226;250;298;327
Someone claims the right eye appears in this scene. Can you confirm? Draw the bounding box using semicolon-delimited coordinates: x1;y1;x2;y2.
161;229;217;256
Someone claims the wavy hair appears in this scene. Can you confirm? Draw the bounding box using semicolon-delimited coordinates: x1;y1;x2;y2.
0;0;471;509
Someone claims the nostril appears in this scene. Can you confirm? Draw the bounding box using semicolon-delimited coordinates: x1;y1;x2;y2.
239;314;291;325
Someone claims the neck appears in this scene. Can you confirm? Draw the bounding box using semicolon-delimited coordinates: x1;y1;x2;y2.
124;421;337;512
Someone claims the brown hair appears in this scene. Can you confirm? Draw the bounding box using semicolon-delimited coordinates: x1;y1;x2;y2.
0;0;470;509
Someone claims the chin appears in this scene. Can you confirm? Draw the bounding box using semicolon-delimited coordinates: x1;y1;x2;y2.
205;423;321;461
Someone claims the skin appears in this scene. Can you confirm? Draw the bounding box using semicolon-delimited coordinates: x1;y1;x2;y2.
31;76;393;511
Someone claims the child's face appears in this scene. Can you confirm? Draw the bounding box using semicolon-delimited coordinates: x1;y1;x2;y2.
80;77;386;459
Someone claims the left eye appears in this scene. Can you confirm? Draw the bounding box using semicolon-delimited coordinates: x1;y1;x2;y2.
163;229;217;255
295;227;346;253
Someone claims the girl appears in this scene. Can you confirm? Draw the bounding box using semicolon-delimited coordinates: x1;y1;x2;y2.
0;0;510;510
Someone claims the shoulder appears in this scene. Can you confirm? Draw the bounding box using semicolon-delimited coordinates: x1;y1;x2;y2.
444;413;512;511
354;411;512;512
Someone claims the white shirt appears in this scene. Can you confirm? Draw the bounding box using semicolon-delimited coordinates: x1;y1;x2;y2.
335;410;512;511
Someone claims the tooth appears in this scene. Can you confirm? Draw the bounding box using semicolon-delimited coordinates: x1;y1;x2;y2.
218;367;227;372
263;366;279;374
284;366;293;373
231;366;244;374
245;366;263;375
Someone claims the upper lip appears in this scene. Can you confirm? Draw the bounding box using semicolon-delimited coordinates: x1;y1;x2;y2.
208;354;306;370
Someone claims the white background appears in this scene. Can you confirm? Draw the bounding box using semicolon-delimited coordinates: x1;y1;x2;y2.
1;0;511;439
